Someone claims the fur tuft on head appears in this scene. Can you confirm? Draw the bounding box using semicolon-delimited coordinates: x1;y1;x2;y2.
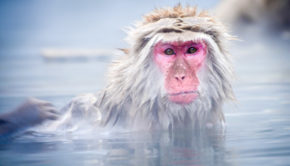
142;4;213;25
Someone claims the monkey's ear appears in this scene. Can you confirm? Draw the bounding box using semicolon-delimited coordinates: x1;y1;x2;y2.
118;48;129;55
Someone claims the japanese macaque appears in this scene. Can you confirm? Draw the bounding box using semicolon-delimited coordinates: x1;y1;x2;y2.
0;5;234;136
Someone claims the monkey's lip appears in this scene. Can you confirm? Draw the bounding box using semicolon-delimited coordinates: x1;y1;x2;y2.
168;90;198;104
169;90;198;96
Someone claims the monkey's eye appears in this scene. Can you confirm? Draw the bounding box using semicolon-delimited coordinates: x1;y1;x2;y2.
164;48;175;55
187;47;197;54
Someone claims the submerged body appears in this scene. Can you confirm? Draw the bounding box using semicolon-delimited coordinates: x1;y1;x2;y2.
0;5;234;137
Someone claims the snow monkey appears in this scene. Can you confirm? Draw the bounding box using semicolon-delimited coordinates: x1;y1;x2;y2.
0;5;234;137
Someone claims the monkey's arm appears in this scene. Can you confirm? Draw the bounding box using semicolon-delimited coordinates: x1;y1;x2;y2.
0;98;59;139
46;93;100;130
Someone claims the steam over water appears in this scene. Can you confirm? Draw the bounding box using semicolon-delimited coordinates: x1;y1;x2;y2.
0;1;290;166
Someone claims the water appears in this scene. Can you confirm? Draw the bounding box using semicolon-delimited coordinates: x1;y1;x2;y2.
1;1;290;166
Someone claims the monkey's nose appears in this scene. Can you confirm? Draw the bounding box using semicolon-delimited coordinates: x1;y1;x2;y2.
174;74;186;81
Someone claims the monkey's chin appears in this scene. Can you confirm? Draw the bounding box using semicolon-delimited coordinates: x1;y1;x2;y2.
168;92;198;105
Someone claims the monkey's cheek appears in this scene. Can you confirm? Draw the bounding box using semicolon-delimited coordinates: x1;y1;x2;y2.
168;93;198;105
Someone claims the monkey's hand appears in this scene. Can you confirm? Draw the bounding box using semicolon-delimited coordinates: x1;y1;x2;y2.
0;98;59;137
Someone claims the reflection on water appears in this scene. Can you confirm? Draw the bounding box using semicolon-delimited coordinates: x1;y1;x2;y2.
0;1;290;166
0;128;229;166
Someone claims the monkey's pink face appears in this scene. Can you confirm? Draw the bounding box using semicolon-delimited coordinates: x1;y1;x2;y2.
154;41;207;104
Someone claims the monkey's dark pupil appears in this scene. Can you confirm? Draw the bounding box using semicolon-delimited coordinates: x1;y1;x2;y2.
164;48;174;55
187;47;197;54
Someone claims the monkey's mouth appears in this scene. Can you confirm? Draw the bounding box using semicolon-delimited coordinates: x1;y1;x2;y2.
169;90;198;96
168;90;198;104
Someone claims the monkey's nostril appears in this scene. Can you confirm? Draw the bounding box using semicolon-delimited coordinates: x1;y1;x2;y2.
175;76;186;81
